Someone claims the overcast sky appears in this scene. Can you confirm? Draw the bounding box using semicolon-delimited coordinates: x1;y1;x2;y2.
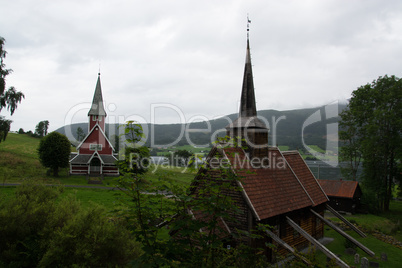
1;0;401;132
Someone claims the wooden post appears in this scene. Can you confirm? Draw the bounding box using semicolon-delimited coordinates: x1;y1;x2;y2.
326;204;366;237
265;229;312;266
286;216;350;268
310;209;374;256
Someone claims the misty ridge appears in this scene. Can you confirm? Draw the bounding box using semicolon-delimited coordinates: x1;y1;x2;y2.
57;103;347;151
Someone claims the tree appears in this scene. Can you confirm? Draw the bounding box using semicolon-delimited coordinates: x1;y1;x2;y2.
76;126;85;141
0;37;24;116
0;37;24;143
37;132;71;176
18;127;24;134
339;111;362;181
0;116;11;142
115;133;271;267
173;149;193;167
117;121;150;175
35;120;49;137
113;134;121;153
339;75;401;211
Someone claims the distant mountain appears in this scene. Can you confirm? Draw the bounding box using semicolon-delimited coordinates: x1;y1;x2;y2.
56;103;347;151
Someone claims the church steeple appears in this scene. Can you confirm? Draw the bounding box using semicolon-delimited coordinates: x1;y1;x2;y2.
88;73;107;132
88;73;107;117
239;38;257;118
226;20;267;131
226;19;269;159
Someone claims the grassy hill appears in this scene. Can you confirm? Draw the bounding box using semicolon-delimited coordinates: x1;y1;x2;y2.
1;133;401;267
0;133;195;186
0;133;46;181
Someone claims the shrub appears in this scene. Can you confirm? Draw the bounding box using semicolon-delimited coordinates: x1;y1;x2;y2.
37;132;71;176
0;181;141;267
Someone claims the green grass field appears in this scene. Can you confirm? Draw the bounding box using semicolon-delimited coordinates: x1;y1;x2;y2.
315;227;401;267
1;133;195;185
0;133;45;180
1;132;401;266
0;133;195;208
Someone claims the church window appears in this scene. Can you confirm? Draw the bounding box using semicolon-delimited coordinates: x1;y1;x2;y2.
90;144;102;151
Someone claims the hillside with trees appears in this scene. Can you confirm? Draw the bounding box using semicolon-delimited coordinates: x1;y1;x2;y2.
56;103;347;151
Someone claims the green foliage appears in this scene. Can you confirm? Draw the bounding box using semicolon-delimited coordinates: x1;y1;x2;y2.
113;134;121;153
340;75;402;211
339;108;362;180
118;146;151;175
34;120;49;137
0;115;11;143
114;133;272;266
76;126;85;141
0;181;142;267
118;121;150;175
0;86;24;116
0;37;24;143
39;205;140;267
37;131;71;177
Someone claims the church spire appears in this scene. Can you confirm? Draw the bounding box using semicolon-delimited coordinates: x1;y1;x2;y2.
226;17;268;154
88;73;107;117
239;36;257;117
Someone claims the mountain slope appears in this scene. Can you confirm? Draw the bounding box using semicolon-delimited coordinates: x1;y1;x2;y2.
56;103;347;150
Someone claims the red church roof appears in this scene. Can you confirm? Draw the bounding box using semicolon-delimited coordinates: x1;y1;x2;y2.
220;147;328;220
282;151;328;206
318;180;360;199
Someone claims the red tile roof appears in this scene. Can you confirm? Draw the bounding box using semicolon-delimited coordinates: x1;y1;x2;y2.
221;147;327;220
282;151;328;206
318;180;360;199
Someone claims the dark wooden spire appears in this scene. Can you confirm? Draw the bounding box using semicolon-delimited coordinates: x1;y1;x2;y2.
88;73;107;117
226;23;269;157
239;39;257;118
226;36;267;130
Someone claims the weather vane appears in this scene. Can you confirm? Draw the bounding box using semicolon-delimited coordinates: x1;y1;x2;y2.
247;14;251;39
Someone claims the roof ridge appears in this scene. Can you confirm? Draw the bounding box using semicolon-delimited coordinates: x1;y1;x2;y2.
296;154;329;201
281;150;299;155
279;150;316;206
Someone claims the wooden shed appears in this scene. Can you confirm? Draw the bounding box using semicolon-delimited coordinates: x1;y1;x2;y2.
318;179;362;214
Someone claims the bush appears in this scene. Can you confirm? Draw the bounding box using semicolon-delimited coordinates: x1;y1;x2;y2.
0;181;141;267
37;132;71;176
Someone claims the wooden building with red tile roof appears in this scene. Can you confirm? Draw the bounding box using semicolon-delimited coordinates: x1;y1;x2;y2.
318;179;362;214
189;30;332;262
69;74;119;177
